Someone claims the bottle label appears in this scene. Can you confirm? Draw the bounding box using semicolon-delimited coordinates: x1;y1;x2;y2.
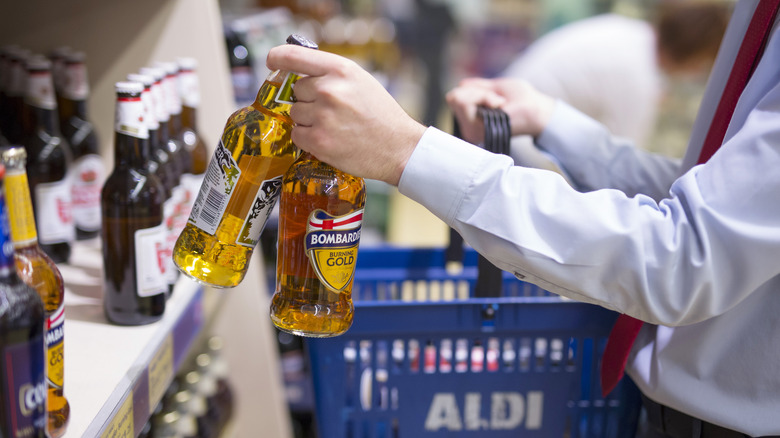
35;178;75;245
25;70;56;110
62;62;89;100
72;154;105;232
162;196;179;286
179;69;200;108
274;72;298;105
305;209;363;292
236;176;282;248
134;223;169;297
1;332;47;437
4;168;38;246
116;95;149;139
188;140;241;236
46;304;65;389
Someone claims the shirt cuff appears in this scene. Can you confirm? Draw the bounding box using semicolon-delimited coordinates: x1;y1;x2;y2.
398;127;494;225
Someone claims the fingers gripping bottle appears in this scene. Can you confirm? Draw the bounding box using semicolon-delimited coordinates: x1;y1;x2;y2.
173;35;317;288
270;152;366;337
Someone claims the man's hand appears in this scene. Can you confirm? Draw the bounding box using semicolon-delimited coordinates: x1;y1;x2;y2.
267;45;426;186
445;77;556;144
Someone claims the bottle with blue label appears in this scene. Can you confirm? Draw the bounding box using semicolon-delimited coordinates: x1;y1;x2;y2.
0;163;47;438
271;152;366;337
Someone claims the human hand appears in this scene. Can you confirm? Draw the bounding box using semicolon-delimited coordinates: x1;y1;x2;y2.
266;45;427;186
445;78;556;144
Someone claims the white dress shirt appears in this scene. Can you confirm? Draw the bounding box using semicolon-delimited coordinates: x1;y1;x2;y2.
398;1;780;434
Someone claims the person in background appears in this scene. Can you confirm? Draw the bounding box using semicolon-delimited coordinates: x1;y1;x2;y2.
266;0;780;435
502;1;730;166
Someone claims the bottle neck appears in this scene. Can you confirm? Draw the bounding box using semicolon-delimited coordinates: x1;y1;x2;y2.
25;105;60;135
252;69;297;122
3;167;39;247
168;112;182;140
181;105;198;131
113;95;150;168
59;97;88;122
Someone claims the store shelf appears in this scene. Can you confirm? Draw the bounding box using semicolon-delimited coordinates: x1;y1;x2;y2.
59;240;209;437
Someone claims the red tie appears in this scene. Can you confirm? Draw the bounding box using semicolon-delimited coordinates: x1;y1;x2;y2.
599;0;780;397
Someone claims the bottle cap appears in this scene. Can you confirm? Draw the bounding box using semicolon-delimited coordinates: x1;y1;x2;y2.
154;60;179;76
64;50;86;64
139;66;165;82
25;54;51;71
287;34;318;50
176;57;198;71
127;73;154;88
0;146;26;166
115;81;143;95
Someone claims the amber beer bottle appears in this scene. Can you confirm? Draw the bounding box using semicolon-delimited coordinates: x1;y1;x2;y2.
1;146;70;437
22;55;74;264
0;163;47;438
58;51;105;241
173;34;317;288
101;82;167;325
270;152;366;337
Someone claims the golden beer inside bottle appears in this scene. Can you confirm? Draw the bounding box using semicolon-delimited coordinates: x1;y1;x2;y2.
173;79;299;288
271;157;366;338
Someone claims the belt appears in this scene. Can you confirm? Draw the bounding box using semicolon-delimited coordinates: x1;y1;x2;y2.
642;394;779;438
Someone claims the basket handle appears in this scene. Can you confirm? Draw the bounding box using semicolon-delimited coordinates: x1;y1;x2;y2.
449;107;511;298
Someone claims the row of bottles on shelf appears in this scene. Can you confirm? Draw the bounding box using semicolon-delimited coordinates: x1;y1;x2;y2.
104;54;208;326
139;336;235;438
0;45;105;261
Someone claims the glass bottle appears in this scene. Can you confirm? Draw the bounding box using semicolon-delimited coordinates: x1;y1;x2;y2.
1;146;70;437
101;81;167;325
270;152;366;337
176;57;207;227
0;163;47;438
22;55;74;264
2;47;29;145
172;34;317;288
58;51;105;241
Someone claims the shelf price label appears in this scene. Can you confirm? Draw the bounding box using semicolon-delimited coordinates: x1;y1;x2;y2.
101;393;134;438
148;334;174;408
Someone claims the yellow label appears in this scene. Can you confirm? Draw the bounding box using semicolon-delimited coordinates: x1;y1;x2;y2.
148;335;173;408
4;170;37;244
310;246;359;291
101;393;134;438
304;209;363;292
47;341;64;388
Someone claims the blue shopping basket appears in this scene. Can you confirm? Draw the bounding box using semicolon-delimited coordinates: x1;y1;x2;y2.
305;246;642;438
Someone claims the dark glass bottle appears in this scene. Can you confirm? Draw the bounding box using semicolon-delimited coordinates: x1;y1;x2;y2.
58;51;104;241
100;81;167;325
0;164;47;438
2;146;71;437
2;47;29;145
22;55;74;264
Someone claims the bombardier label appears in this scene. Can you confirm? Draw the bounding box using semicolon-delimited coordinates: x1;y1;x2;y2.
304;209;363;292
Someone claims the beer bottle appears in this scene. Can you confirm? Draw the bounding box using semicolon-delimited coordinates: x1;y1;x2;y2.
173;34;317;288
2;47;29;144
58;51;105;241
1;146;70;437
139;66;179;294
0;164;47;438
101;82;167;325
270;152;366;337
176;57;207;221
22;55;74;264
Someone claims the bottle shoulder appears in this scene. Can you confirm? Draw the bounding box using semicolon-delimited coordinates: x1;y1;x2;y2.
102;168;167;204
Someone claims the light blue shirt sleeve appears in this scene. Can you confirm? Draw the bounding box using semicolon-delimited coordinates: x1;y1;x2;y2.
399;87;780;327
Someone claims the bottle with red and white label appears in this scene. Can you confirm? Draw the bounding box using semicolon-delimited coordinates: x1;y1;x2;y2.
22;55;74;264
57;51;105;241
0;163;47;438
1;146;70;437
100;81;167;325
